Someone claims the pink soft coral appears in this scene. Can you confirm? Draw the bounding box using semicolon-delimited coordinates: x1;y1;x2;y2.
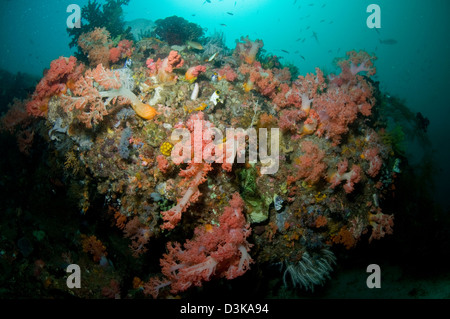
26;56;84;117
314;87;360;145
61;64;156;127
123;216;152;258
368;211;394;243
147;50;184;83
363;147;383;177
185;65;206;82
78;27;112;67
60;64;121;127
278;108;306;133
294;140;327;184
145;193;252;298
329;159;362;193
109;40;134;63
160;162;212;230
156;154;170;173
217;64;238;82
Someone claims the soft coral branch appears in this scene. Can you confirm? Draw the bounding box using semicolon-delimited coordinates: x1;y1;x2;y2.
160;162;212;230
145;193;252;298
27;56;84;117
61;64;157;127
368;211;394;243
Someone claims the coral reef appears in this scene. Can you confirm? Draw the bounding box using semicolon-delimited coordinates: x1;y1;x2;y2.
1;29;408;299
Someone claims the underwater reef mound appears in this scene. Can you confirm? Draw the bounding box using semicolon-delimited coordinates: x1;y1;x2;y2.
2;27;420;299
154;15;205;46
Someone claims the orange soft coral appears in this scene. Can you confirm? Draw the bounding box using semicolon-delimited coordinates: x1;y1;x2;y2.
235;36;264;64
185;65;206;82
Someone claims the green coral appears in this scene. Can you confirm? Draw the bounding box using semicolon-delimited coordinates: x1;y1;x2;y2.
238;166;257;198
143;122;167;147
282;62;299;80
237;167;272;223
259;53;282;70
380;124;406;156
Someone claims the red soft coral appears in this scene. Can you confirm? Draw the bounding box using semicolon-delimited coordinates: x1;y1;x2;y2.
61;64;156;127
147;50;184;83
330;50;377;87
109;40;134;63
368;211;394;243
156;154;170;173
294;140;327;184
145;193;252;298
363;147;383;177
123;216;152;257
60;64;121;127
27;56;84;117
1;98;30;133
160;162;212;230
329;159;362;193
217;64;238;82
293;67;326;113
346;50;377;76
314;87;359;145
185;65;206;82
278;108;306;133
109;47;122;63
78;27;112;67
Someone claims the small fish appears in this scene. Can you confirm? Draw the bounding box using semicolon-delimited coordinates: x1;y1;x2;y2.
329;20;333;24
186;41;203;50
203;0;211;4
296;38;302;42
300;55;305;60
322;4;326;8
312;31;319;43
281;49;290;54
308;3;314;6
191;14;196;16
294;50;299;53
220;23;227;27
124;58;132;68
234;1;237;7
320;19;325;23
306;26;310;30
379;38;398;45
274;195;284;211
301;38;305;43
206;52;219;62
227;12;234;15
328;49;332;53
